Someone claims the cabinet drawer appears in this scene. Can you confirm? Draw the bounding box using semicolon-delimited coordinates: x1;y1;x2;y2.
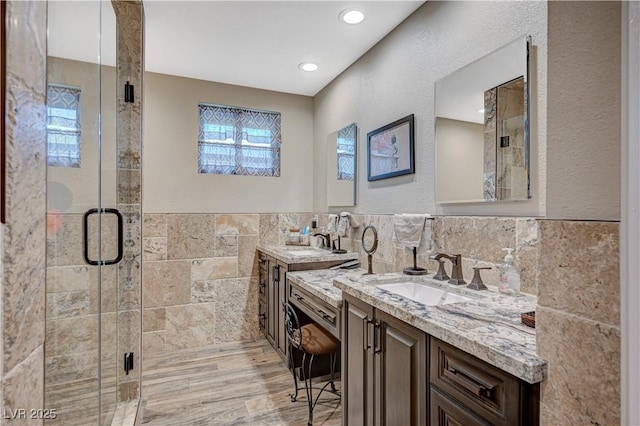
430;386;491;426
289;283;340;339
430;337;519;425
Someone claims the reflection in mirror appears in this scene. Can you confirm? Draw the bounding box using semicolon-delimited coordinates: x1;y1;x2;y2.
435;35;530;203
327;122;357;207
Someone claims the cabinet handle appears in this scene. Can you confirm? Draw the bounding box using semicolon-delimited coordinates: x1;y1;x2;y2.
273;265;280;283
363;317;370;351
318;309;335;324
444;361;497;398
372;321;382;354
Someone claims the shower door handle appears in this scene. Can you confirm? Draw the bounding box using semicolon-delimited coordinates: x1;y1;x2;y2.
83;208;124;266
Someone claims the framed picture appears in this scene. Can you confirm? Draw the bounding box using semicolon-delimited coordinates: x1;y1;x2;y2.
367;114;415;181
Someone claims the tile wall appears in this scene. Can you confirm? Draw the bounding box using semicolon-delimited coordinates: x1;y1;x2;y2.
141;212;540;359
536;220;620;424
2;1;47;423
50;211;619;424
112;0;144;403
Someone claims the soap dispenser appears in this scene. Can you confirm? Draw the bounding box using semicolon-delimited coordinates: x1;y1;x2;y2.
498;248;521;296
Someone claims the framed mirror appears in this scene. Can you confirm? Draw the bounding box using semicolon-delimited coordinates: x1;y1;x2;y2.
435;35;531;203
327;122;357;207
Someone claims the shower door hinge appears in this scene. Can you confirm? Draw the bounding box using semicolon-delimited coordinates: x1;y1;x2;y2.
124;352;134;375
124;81;134;103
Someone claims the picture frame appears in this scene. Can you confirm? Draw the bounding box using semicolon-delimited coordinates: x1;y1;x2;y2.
367;114;415;181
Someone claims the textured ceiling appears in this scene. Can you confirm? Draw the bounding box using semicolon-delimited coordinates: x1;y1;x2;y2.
48;1;425;97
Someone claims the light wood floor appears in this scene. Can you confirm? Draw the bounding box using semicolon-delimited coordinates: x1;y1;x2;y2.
140;339;342;426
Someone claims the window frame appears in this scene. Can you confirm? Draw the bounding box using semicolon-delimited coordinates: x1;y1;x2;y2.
46;83;82;168
198;103;281;177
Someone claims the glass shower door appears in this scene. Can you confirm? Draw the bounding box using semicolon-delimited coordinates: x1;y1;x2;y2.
45;1;120;424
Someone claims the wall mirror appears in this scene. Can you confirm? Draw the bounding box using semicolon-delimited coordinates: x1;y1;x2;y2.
435;35;531;203
327;122;357;207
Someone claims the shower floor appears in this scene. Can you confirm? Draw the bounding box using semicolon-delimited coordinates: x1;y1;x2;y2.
141;339;342;425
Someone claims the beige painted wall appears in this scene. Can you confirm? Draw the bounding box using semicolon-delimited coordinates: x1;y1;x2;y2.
435;118;484;202
47;57;117;214
546;1;621;220
313;1;548;216
143;72;314;214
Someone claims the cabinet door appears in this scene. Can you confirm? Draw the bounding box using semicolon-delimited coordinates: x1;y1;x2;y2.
266;257;276;347
276;260;287;358
430;386;491;426
376;310;427;426
343;295;375;426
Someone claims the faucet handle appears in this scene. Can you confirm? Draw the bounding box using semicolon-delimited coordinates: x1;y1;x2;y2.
433;259;450;281
468;265;491;290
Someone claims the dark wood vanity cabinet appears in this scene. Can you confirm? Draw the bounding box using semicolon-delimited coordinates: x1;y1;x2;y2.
429;338;539;426
342;295;540;426
263;257;287;359
258;250;352;361
343;294;427;426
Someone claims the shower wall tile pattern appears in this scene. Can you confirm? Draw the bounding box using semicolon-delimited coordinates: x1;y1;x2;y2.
112;0;144;403
2;1;47;421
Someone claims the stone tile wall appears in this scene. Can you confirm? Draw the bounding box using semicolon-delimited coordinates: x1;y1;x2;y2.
112;0;144;403
2;1;47;424
140;212;539;359
536;220;620;425
144;214;251;354
318;214;539;295
141;212;313;358
45;213;119;424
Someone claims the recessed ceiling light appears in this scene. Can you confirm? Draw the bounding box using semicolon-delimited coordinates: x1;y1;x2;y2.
339;8;365;25
299;62;319;72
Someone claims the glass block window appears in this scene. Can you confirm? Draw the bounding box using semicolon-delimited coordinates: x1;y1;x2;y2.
337;123;356;181
47;84;81;167
198;104;281;176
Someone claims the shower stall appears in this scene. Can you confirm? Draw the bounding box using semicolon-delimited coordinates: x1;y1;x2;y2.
45;1;143;424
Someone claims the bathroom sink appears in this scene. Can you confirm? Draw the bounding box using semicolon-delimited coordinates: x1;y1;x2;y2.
377;281;474;306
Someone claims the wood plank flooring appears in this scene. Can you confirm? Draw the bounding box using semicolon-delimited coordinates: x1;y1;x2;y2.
140;339;342;426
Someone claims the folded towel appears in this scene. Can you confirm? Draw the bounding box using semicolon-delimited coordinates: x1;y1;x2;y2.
337;216;349;237
337;212;360;237
393;214;429;248
340;211;361;228
327;214;338;234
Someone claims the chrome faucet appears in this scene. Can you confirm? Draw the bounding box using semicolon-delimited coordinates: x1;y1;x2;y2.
313;232;331;249
430;253;466;285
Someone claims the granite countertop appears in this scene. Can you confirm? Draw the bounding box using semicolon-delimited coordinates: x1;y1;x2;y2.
257;244;359;264
287;268;367;309
333;272;548;384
